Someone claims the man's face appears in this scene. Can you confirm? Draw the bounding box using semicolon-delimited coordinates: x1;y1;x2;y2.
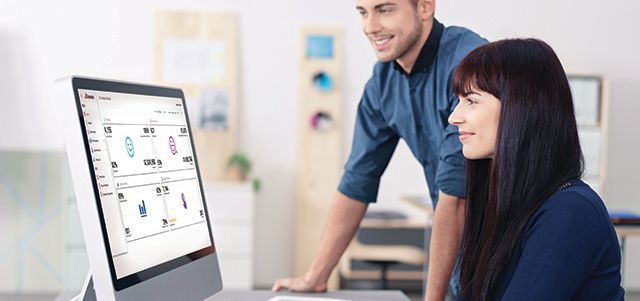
356;0;424;62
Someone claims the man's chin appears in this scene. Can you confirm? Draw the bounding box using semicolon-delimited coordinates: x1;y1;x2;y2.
375;52;396;63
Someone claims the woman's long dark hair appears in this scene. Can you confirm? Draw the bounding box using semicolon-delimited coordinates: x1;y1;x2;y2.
452;39;584;300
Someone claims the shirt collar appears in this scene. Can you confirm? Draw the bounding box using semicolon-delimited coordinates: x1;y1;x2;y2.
393;18;444;76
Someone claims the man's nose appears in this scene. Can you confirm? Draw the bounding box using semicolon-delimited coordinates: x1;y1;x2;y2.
363;15;382;35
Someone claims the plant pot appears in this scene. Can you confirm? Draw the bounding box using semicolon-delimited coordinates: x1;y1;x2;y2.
226;166;247;182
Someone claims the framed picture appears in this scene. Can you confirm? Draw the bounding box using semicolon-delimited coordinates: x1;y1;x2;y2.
578;127;601;177
568;75;602;126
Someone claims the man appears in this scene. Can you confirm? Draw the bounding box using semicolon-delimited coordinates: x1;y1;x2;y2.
272;0;486;299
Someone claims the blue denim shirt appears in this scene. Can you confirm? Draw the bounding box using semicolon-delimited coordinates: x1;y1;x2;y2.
338;20;487;206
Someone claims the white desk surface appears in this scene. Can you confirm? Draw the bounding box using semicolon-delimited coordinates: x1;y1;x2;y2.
56;289;410;301
207;290;410;301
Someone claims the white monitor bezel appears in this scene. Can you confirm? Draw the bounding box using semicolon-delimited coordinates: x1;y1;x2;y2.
58;76;223;299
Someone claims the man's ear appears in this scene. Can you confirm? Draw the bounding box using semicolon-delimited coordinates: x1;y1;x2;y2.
417;0;435;21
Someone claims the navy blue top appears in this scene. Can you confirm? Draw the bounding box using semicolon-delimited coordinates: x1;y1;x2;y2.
462;180;624;300
337;20;487;206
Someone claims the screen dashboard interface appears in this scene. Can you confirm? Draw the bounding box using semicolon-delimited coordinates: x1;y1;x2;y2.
78;88;211;279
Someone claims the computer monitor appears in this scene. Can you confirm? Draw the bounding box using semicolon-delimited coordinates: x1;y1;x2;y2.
57;76;223;300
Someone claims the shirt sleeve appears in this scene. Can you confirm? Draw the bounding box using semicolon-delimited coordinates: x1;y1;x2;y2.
435;91;466;198
338;78;399;203
500;191;613;301
434;31;487;199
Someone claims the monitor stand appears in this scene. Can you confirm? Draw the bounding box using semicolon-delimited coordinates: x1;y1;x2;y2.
72;270;97;301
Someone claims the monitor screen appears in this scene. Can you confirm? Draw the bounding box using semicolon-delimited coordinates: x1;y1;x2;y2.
73;79;214;290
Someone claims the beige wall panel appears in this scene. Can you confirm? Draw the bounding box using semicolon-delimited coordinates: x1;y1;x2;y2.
294;25;344;290
153;11;239;181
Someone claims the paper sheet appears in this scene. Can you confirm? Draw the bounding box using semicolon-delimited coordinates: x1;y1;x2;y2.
578;127;601;177
267;297;350;301
184;89;229;130
162;38;225;85
199;88;229;130
569;77;600;126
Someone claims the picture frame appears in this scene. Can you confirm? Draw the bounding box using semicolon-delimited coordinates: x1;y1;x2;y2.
568;75;602;126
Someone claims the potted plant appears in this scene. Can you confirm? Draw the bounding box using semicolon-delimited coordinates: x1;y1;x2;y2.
227;153;251;182
226;153;262;193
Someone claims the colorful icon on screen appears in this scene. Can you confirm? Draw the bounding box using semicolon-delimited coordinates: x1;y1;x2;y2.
125;136;135;158
138;200;147;217
181;193;187;209
169;136;178;155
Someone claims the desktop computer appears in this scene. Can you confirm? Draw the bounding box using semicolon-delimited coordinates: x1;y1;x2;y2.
57;76;410;301
57;76;223;300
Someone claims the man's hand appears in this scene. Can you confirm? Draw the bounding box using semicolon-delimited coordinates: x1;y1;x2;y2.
270;192;368;293
271;273;328;292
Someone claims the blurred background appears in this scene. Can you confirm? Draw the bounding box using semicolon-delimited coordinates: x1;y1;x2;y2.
1;0;639;300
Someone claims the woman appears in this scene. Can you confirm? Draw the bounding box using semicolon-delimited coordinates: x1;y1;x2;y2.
448;39;624;301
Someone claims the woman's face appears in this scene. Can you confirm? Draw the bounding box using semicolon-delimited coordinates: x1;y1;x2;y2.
448;89;501;160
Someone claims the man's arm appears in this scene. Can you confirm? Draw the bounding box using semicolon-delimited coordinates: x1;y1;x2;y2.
425;191;465;301
273;74;395;292
272;191;368;292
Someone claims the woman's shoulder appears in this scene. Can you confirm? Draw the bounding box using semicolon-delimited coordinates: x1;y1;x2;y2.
543;180;606;214
527;180;612;237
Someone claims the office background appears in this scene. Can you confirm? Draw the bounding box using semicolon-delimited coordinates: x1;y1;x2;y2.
1;0;639;296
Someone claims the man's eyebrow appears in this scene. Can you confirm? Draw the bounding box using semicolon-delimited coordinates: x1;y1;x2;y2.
356;2;396;11
374;2;396;10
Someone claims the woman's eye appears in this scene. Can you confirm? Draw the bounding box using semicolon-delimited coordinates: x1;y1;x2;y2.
466;99;476;105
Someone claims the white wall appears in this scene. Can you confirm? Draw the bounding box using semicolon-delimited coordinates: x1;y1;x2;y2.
1;0;638;290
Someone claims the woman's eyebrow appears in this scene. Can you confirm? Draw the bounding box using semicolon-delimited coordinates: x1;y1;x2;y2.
462;91;481;97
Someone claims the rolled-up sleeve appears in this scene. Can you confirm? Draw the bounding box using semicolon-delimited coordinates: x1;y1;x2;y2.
435;92;466;198
338;79;399;203
433;30;486;200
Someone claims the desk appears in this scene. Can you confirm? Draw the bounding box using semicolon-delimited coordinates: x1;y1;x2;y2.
400;195;433;215
615;225;640;240
207;290;411;301
56;290;410;301
359;209;430;230
616;225;640;254
338;203;432;289
613;225;640;284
